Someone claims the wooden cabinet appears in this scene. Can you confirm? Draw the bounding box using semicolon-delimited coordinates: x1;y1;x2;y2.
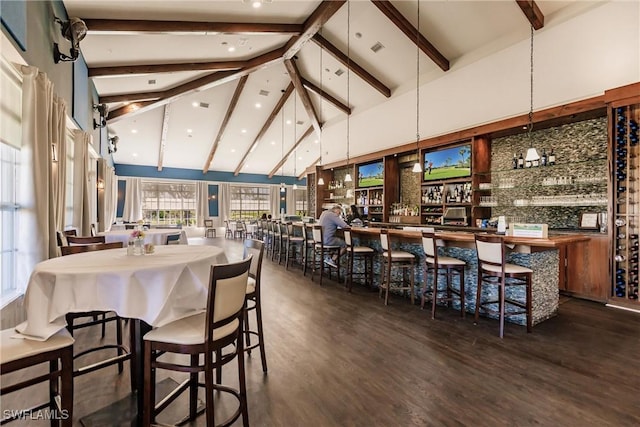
562;234;610;302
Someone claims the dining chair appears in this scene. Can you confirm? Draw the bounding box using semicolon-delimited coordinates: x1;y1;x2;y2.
65;235;106;245
60;242;134;388
204;218;216;238
242;239;267;373
165;233;181;244
1;328;75;426
224;220;233;239
90;223;97;237
143;257;252;426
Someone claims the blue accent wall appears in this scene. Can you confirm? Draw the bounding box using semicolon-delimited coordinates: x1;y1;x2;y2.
280;190;286;214
116;180;126;218
114;164;306;186
1;0;27;51
72;54;89;131
208;184;219;216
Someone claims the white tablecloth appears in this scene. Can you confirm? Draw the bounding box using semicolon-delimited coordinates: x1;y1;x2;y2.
99;229;188;245
16;245;228;340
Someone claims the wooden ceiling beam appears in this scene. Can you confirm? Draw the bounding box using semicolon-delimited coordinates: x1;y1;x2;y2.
370;0;450;72
301;77;350;115
107;100;157;120
157;104;170;171
202;76;249;173
311;34;391;98
283;0;346;59
100;91;163;104
516;1;544;30
233;83;295;176
83;19;302;35
89;61;246;77
284;59;322;137
268;126;314;178
107;44;286;122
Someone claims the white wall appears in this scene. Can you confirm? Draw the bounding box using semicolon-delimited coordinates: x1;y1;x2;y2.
319;1;640;164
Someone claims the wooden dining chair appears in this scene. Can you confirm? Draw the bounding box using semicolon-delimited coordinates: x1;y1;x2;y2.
143;257;252;426
242;239;267;373
1;328;75;426
65;235;106;245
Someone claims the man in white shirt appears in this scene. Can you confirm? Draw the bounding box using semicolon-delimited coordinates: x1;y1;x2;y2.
318;205;349;268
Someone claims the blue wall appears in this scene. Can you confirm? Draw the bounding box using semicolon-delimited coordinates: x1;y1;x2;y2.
208;184;219;216
1;0;27;51
115;164;306;186
116;180;126;218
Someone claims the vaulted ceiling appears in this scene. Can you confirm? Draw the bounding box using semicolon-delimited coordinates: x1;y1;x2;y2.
63;0;597;178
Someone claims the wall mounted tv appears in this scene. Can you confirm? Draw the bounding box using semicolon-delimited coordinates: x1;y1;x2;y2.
357;160;384;188
423;143;471;181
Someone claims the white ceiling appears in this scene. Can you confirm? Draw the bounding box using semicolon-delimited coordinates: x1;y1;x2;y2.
63;0;598;177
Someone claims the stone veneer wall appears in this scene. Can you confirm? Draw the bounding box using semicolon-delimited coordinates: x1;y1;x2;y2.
308;173;316;218
400;166;420;209
490;117;608;229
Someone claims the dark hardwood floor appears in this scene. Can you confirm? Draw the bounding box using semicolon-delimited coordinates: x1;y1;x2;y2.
3;236;640;426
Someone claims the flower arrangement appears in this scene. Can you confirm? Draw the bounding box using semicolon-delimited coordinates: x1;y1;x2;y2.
131;230;145;239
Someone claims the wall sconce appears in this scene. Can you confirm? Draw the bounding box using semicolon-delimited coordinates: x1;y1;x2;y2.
51;143;58;162
280;183;286;193
97;179;105;190
93;103;109;129
108;136;118;154
209;194;217;200
53;17;87;63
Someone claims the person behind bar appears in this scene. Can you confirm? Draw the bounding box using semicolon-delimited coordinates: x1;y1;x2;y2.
346;204;363;224
318;205;349;267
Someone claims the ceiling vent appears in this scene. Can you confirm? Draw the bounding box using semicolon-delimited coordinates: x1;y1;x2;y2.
148;79;156;85
370;42;385;53
198;102;210;108
259;90;270;96
296;120;304;125
334;68;345;77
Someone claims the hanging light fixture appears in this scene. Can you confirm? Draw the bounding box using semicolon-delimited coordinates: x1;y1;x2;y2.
412;0;423;173
524;24;540;164
293;94;298;190
343;0;353;183
280;103;286;193
317;28;325;187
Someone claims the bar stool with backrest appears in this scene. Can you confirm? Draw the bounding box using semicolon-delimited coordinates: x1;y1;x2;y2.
277;222;289;265
60;242;134;386
311;225;341;285
301;224;315;276
343;229;375;292
421;231;466;319
271;221;283;263
242;239;267;373
474;234;533;338
1;328;74;426
264;220;274;256
283;222;305;270
379;229;416;305
142;257;252;426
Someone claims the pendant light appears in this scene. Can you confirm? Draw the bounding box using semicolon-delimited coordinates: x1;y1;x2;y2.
293;94;298;190
343;0;353;183
524;24;540;163
280;105;286;193
317;27;325;187
411;0;423;173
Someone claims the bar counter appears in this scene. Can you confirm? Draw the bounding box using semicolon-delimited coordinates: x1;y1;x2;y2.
345;226;589;326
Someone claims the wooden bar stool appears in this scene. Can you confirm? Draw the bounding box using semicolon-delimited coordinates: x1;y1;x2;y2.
421;231;466;319
243;239;267;373
1;328;75;426
301;224;315;276
344;229;375;292
283;222;305;270
271;221;283;263
474;234;533;338
379;229;416;305
311;225;341;285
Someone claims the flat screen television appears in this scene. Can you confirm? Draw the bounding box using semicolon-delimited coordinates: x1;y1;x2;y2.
357;161;384;188
423;143;471;181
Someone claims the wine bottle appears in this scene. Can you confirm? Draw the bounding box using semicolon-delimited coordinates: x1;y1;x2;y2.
548;149;556;165
615;254;626;262
512;153;518;169
518;152;524;169
541;149;547;166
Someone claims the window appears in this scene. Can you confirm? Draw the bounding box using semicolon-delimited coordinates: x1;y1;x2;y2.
64;129;74;228
294;188;307;216
141;181;196;226
230;186;270;220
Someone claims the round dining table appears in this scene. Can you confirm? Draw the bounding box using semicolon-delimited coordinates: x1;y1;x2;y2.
99;229;188;246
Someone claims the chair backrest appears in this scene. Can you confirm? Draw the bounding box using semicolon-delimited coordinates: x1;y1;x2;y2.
204;219;213;228
301;223;309;241
343;229;353;248
475;234;505;270
421;231;437;264
279;222;289;237
165;233;181;244
124;224;136;230
63;229;77;237
205;257;252;343
61;242;123;256
312;225;323;244
243;239;265;285
236;221;245;231
90;224;97;237
56;230;68;247
66;235;106;245
379;229;390;251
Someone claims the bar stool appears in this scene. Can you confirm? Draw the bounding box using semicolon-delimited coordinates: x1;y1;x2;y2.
1;328;74;426
277;222;290;265
474;234;533;338
344;229;375;292
242;239;267;373
421;231;466;319
311;225;341;285
283;223;305;270
379;229;416;305
271;221;283;263
301;224;315;276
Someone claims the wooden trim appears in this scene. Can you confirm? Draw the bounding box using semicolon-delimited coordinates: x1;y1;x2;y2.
516;1;544;30
604;82;640;105
311;34;391;98
157;104;170;171
202;76;248;173
84;19;302;35
233;83;295;175
284;59;322;137
301;77;350;115
268;126;314;178
89;61;246;77
370;0;449;72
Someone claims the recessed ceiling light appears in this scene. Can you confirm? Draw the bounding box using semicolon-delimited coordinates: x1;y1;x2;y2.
270;141;275;145
192;101;199;107
298;156;302;160
187;129;193;133
252;1;261;8
241;129;247;133
231;149;236;153
228;46;236;52
131;129;138;134
133;153;138;158
286;120;292;125
255;103;261;108
314;139;319;144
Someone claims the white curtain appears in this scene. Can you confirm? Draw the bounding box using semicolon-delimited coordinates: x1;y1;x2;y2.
103;163;117;231
219;183;231;222
122;177;142;222
270;185;281;218
51;98;66;235
286;187;295;215
196;181;209;227
72;129;91;236
17;65;67;293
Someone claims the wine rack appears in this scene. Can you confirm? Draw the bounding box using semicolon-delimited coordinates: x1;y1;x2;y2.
612;104;639;303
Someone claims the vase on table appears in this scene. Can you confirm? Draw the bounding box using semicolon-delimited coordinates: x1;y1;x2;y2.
128;237;145;255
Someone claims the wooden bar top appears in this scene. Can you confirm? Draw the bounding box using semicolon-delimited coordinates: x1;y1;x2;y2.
348;226;589;248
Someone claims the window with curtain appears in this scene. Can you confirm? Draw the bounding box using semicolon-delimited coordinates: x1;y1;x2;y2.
64;129;74;228
0;56;22;302
230;186;270;220
294;188;308;216
141;181;196;226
